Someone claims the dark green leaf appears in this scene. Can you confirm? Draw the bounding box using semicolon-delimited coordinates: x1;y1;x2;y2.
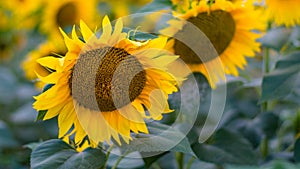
256;112;280;138
275;52;300;69
42;84;54;92
142;152;168;168
122;27;158;41
23;142;41;150
260;52;300;102
36;110;47;121
192;128;258;165
118;122;193;154
30;139;106;169
294;138;300;163
259;27;292;51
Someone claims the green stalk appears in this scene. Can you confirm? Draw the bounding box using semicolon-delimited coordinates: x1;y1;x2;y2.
262;46;270;112
185;156;196;169
112;151;129;169
176;152;184;169
261;137;269;159
260;21;272;158
102;145;114;169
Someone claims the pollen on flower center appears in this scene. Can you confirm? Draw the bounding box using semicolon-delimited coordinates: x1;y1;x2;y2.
70;47;146;112
174;10;235;64
56;2;78;27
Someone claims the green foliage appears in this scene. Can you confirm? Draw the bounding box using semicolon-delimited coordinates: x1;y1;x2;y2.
294;138;300;163
30;139;106;169
260;27;292;51
261;51;300;102
226;161;300;169
192;128;258;165
118;122;193;154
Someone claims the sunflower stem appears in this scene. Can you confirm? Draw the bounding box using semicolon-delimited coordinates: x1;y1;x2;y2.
103;145;114;169
112;151;129;169
261;137;268;158
262;46;270;112
185;156;196;169
175;152;184;169
260;21;272;159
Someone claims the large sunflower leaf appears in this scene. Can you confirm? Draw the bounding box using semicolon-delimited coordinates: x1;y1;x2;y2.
260;52;300;102
294;138;300;163
30;139;106;169
259;27;292;51
192;128;258;165
118;122;193;154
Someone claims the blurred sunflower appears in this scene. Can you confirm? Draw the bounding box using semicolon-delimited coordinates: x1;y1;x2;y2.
1;0;42;29
98;0;151;19
40;0;98;40
171;0;193;12
161;0;264;88
22;42;66;89
265;0;300;27
0;6;27;60
33;16;181;149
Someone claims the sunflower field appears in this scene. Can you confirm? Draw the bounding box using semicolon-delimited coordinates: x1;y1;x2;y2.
1;0;300;169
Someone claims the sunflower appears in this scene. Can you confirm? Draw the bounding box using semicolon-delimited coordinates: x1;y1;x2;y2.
1;0;42;29
264;0;300;27
160;0;264;88
98;0;151;19
33;16;181;149
40;0;98;40
22;41;66;89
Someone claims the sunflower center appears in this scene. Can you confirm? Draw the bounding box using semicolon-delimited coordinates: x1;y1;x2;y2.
56;2;78;28
174;10;235;64
70;47;146;112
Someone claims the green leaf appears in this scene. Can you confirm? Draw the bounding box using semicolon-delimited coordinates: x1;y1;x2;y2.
142;152;168;168
259;27;292;51
23;142;42;150
294;138;300;163
36;110;47;121
118;122;193;154
30;139;106;169
106;152;145;169
256;112;280;138
260;52;300;102
138;0;172;13
192;128;258;165
275;52;300;69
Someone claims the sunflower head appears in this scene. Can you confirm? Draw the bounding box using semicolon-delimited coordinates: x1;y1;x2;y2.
264;0;300;27
1;0;42;29
40;0;99;40
33;16;183;150
160;0;264;88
